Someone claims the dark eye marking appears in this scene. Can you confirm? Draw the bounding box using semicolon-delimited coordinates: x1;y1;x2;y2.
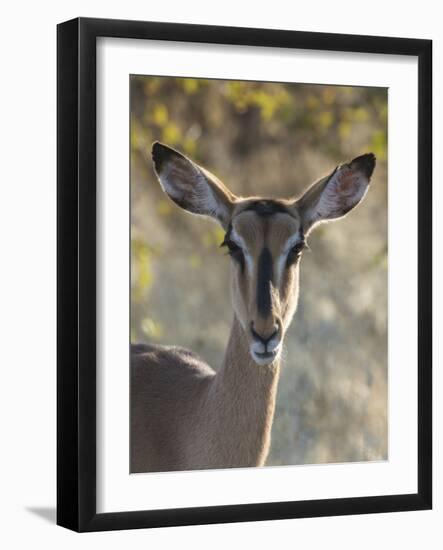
225;239;242;256
220;236;245;270
286;239;308;267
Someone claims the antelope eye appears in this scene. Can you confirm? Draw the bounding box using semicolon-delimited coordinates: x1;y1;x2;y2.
225;240;242;256
291;242;305;254
223;240;245;272
221;236;244;259
286;241;306;266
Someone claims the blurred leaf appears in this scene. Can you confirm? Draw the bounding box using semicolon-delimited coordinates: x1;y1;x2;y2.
317;110;334;130
157;199;173;216
189;253;202;268
131;117;142;150
152;103;168;126
306;95;320;109
141;318;164;339
143;78;161;95
183;137;197;156
201;226;225;248
371;130;387;161
131;238;154;300
162;122;182;145
202;232;214;248
181;78;200;94
339;121;352;140
322;88;336;105
213;226;225;245
351;107;370;122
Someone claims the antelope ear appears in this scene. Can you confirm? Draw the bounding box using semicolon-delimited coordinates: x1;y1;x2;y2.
296;153;376;234
151;142;236;228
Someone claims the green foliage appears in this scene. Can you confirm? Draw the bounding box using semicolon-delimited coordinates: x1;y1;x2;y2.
131;77;387;168
131;236;154;301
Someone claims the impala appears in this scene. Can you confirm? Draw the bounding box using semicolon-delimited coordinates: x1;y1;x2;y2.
131;142;376;473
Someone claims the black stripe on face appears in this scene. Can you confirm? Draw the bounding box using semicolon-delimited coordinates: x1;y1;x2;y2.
243;200;295;217
257;247;273;318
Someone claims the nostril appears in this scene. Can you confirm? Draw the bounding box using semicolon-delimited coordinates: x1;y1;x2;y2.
250;323;264;344
251;322;280;345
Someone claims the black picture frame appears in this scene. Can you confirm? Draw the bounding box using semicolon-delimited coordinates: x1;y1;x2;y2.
57;17;432;532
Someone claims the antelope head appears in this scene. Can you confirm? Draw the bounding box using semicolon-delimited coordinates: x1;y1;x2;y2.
152;142;375;366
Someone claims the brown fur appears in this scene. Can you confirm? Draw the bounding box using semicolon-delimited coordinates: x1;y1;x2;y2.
131;318;279;472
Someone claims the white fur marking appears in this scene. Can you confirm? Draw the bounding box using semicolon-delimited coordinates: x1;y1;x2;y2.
231;228;253;274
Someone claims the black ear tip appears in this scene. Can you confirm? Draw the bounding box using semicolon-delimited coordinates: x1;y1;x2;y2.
351;152;376;178
152;142;183;172
151;141;168;171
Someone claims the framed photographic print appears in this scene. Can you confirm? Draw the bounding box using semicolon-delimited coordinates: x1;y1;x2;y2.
57;17;432;532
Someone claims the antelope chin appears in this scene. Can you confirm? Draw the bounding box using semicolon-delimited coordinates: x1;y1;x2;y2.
250;347;281;366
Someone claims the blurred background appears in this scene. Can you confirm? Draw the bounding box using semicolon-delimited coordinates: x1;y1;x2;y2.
130;76;388;466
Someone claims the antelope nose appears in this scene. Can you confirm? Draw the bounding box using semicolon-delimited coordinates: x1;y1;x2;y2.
250;322;279;345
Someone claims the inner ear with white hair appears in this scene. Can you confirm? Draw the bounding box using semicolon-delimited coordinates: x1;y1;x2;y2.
151;142;237;229
296;153;376;234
